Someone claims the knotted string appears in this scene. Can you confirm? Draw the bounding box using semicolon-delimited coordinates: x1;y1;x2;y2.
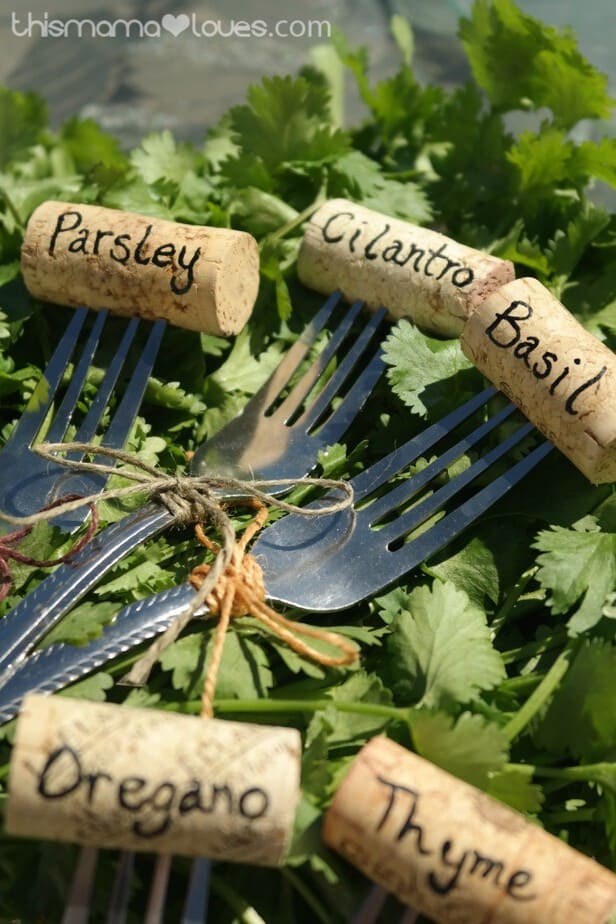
0;442;353;528
0;442;357;689
0;495;98;603
187;506;358;718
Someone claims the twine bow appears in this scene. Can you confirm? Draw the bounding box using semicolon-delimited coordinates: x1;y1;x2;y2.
188;509;358;719
0;442;359;696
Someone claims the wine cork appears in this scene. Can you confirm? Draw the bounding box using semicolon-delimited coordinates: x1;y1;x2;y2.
297;199;514;337
6;695;300;866
21;201;260;335
460;277;616;484
324;737;616;924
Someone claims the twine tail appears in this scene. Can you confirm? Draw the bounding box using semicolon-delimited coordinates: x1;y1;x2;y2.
200;583;234;720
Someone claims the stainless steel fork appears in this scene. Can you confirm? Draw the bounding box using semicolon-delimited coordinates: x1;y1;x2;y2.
0;389;553;716
0;307;165;534
0;292;386;677
0;389;551;923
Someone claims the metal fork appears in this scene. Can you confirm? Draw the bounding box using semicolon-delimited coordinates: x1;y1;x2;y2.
0;293;387;924
0;390;551;922
0;307;165;534
0;292;386;675
253;385;553;611
0;388;553;714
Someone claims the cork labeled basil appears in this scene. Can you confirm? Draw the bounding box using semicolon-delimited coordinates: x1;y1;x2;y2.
461;277;616;484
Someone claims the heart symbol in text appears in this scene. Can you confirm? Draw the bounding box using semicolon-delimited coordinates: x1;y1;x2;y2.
161;13;190;37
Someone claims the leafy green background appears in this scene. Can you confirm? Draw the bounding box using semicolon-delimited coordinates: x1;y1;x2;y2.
0;0;615;920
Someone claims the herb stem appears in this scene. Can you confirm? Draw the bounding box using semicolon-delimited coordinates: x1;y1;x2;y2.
508;761;615;787
503;641;580;742
261;191;326;248
498;673;544;695
210;874;267;924
0;186;23;231
501;628;568;665
542;809;598;825
163;697;406;723
282;868;336;924
492;568;538;634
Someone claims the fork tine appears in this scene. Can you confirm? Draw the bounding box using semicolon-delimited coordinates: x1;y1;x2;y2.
366;401;517;525
272;299;365;423
247;291;344;415
91;319;166;450
105;850;135;924
144;854;172;924
45;310;109;443
67;316;139;446
382;438;553;578
351;387;497;503
313;346;385;445
379;419;536;546
298;308;387;432
62;845;99;924
181;858;211;924
352;884;388;923
7;308;88;447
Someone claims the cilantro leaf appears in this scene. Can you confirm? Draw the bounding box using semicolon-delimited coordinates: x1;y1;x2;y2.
533;518;616;634
411;710;509;788
459;0;614;128
130;131;199;185
429;532;501;609
227;75;349;175
0;88;47;169
487;765;544;814
384;580;505;708
306;671;394;750
383;320;481;418
533;640;616;760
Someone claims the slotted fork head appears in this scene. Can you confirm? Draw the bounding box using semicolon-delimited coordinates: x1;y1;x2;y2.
0;308;165;533
191;292;386;485
0;293;387;681
252;387;554;611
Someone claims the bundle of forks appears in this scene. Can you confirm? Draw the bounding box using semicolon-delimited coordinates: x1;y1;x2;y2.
0;287;555;922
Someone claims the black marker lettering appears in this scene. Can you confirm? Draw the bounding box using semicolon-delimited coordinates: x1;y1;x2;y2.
364;224;390;260
564;366;608;415
171;245;201;295
549;366;570;395
485;299;533;349
532;351;557;380
118;777;148;811
451;266;474;287
427;840;469;895
68;229;89;254
109;233;131;264
133;223;153;265
92;229;113;255
37;745;82;799
506;869;537;901
49;210;82;254
239;787;269;820
513;336;540;367
321;211;353;244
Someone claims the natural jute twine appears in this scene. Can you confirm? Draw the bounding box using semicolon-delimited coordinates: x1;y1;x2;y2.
0;442;358;693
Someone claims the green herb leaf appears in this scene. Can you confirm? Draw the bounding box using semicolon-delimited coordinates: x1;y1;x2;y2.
384;580;505;708
411;710;509;788
533;518;616;634
383;321;480;418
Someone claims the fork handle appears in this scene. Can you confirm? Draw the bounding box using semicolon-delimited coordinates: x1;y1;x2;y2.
0;503;173;676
